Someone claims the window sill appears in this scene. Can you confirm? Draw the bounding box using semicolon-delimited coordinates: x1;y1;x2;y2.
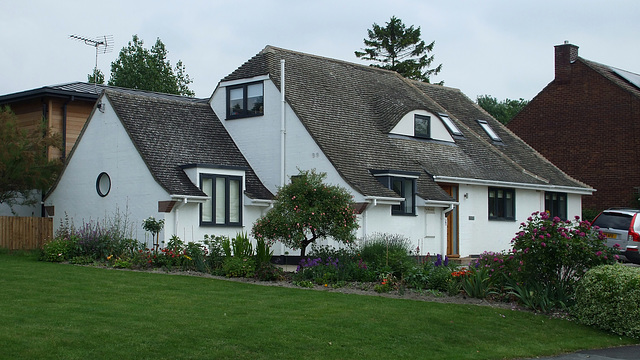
226;113;264;120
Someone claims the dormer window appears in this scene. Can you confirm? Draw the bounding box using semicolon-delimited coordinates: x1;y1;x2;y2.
477;120;502;142
372;170;419;216
439;113;463;136
226;82;264;119
414;114;430;139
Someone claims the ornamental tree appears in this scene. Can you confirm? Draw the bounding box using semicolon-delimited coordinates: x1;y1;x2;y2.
251;170;359;257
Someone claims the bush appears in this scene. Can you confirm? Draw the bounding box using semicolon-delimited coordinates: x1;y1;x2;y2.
41;237;78;262
508;211;618;308
223;256;255;278
359;233;412;277
572;264;640;339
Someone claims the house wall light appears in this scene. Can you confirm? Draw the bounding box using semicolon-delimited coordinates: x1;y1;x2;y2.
464;193;469;199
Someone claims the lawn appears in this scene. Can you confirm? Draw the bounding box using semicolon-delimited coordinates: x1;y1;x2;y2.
0;252;636;359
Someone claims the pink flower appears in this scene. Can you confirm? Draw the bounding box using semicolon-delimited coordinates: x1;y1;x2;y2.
541;242;546;247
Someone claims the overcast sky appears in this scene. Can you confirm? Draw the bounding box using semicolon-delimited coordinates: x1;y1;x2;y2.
2;1;639;101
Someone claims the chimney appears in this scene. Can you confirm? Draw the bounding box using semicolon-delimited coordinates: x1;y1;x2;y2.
554;41;579;83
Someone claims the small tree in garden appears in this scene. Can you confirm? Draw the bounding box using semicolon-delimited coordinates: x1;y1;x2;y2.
252;170;359;257
142;217;164;251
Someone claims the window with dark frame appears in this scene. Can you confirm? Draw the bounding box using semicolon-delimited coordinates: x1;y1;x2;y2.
414;114;431;139
545;192;567;220
226;82;264;119
200;174;243;226
488;187;515;220
373;172;416;216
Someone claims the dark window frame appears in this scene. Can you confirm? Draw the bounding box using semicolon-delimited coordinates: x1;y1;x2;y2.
226;81;264;119
545;191;567;220
199;174;243;227
374;173;417;216
414;114;431;139
488;187;515;221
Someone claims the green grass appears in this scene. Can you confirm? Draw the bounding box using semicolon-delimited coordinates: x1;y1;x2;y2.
0;253;636;359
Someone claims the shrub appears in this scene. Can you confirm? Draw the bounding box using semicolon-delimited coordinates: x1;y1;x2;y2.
41;236;78;262
223;256;255;278
203;235;226;274
359;233;412;277
572;264;640;339
509;211;618;307
255;262;284;281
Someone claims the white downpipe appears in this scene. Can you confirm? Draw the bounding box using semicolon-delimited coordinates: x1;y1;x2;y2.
173;198;188;239
280;59;286;187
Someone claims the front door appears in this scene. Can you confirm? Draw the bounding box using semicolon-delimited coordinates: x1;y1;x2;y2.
440;185;459;257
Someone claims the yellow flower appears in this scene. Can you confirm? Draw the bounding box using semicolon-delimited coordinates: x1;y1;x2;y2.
184;255;192;261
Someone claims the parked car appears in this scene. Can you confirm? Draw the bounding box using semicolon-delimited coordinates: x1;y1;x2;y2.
591;208;640;264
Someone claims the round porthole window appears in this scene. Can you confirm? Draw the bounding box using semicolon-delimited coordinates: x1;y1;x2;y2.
96;172;111;197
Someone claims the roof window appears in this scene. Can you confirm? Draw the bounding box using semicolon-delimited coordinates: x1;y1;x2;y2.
477;120;502;142
439;113;462;136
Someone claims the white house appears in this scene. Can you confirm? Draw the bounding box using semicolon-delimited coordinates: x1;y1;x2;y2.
44;90;273;248
208;46;592;258
45;46;592;259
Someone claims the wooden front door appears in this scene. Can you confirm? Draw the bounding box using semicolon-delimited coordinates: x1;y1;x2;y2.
440;185;459;257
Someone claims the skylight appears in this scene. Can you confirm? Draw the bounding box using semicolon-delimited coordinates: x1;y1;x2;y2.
438;113;463;136
477;120;502;142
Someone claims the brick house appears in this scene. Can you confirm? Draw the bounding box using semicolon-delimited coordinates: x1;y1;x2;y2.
508;43;640;214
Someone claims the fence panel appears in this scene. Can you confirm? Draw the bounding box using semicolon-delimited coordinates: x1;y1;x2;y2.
0;216;53;250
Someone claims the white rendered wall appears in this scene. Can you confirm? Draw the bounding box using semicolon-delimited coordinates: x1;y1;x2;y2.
45;97;169;246
453;184;587;257
211;78;359;198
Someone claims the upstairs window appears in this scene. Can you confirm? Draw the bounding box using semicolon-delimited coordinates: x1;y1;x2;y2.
545;192;567;220
477;120;502;142
439;113;463;136
488;187;515;220
372;170;418;216
226;82;264;119
414;115;431;139
200;174;243;226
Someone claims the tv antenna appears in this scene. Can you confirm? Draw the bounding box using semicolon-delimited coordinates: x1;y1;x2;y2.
69;34;114;86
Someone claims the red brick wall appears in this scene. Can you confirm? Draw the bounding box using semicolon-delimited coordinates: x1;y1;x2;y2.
509;60;640;211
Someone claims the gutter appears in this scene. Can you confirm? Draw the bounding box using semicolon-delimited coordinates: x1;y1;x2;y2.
432;176;594;195
169;194;209;203
363;196;403;206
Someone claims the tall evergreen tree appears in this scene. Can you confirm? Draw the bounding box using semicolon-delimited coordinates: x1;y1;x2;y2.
108;35;194;96
355;16;442;84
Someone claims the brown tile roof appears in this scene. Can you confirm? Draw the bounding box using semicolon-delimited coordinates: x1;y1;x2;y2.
221;46;589;201
105;90;272;199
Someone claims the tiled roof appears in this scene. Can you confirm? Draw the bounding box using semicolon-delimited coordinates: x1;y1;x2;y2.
105;90;272;199
221;46;589;201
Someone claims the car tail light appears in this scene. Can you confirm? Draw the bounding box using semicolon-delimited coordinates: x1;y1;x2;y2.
628;216;640;242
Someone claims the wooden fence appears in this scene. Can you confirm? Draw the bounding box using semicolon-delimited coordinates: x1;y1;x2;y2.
0;216;53;250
